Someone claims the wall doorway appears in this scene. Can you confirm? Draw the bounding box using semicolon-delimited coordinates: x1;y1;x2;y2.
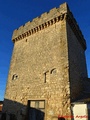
28;100;45;120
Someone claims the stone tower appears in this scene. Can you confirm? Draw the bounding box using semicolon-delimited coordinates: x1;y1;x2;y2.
3;2;88;120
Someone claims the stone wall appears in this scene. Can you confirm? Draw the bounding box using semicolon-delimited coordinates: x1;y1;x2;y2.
12;3;68;41
3;2;87;120
4;19;71;120
67;22;87;101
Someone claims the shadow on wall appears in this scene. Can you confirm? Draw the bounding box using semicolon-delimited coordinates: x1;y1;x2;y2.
0;99;44;120
87;106;90;120
29;107;44;120
58;117;65;120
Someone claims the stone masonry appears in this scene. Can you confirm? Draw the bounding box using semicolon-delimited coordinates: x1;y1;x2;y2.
3;2;88;120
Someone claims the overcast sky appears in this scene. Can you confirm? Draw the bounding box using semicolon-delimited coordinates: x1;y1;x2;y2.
0;0;90;100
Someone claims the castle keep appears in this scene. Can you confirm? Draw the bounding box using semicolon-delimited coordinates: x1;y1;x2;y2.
3;2;89;120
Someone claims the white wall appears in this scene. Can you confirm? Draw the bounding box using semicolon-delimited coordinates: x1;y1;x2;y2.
72;103;88;120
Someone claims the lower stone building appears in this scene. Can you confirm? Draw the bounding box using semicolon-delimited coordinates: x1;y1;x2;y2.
2;2;90;120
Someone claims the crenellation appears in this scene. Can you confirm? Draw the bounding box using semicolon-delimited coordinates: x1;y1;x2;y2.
12;29;18;40
32;17;39;22
12;5;65;41
49;7;57;13
24;21;30;26
40;12;48;22
48;7;57;18
24;21;31;33
31;17;39;27
12;2;85;44
59;2;68;13
11;2;86;58
18;25;24;34
12;2;86;48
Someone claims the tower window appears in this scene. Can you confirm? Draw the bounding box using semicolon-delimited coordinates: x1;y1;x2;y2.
29;100;45;112
12;74;18;80
50;68;56;74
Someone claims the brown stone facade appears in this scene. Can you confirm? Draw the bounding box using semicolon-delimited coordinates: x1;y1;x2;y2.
3;2;87;120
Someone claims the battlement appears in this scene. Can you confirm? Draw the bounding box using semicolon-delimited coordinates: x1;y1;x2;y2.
12;3;68;40
12;2;86;50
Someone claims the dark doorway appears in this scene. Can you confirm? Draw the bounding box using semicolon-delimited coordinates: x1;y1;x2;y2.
28;100;45;120
58;117;65;120
29;107;44;120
